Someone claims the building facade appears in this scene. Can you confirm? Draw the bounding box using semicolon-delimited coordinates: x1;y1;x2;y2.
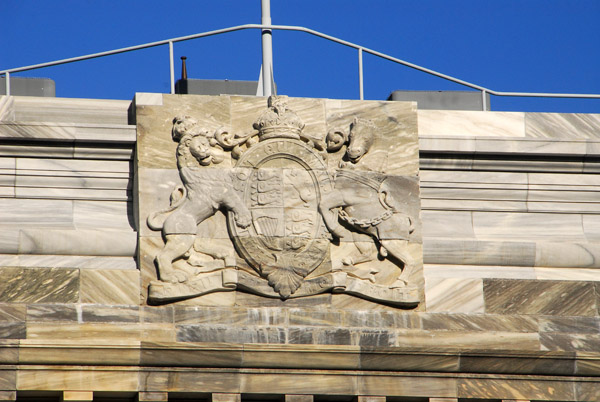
0;93;598;401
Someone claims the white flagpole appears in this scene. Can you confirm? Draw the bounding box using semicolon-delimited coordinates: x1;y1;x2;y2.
261;0;274;97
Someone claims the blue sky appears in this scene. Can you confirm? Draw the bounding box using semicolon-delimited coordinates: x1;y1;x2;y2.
2;0;599;112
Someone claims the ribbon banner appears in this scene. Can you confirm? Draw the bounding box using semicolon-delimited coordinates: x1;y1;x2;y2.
148;269;419;307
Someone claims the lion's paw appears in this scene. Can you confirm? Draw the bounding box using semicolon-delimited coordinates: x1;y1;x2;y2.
236;213;252;228
160;269;189;284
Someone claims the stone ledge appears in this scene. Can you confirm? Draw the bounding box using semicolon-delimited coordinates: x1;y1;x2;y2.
420;135;600;157
0;121;136;143
8;363;600;401
424;239;600;269
5;341;599;378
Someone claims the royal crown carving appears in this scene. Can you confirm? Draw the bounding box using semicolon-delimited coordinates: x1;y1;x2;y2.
253;95;305;140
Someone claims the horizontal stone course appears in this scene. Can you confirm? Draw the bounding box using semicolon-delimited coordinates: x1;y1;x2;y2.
177;326;286;344
538;316;600;334
80;305;140;323
8;96;132;125
458;350;577;376
26;304;78;323
456;376;574;401
421;313;538;333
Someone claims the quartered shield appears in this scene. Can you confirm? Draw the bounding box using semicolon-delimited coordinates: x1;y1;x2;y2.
228;138;333;297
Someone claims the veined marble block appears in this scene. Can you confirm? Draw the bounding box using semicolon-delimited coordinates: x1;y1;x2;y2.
136;94;423;308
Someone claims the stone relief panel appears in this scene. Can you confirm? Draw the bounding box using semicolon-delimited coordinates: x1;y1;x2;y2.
136;94;422;308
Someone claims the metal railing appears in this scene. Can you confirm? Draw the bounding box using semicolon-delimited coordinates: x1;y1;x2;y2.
2;23;600;109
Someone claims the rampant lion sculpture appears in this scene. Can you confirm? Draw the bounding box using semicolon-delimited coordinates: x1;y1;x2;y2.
147;116;251;283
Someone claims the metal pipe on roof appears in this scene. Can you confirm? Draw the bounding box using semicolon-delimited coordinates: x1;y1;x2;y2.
169;41;175;94
261;0;274;97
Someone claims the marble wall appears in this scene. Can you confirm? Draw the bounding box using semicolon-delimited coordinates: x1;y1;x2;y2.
0;95;598;401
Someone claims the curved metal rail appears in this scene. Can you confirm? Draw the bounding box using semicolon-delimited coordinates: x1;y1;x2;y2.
2;23;599;109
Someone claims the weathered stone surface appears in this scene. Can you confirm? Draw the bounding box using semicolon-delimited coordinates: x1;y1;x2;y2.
483;279;598;316
540;333;600;352
0;323;25;340
141;307;174;324
17;368;138;391
538;316;600;334
576;381;600;402
0;198;73;228
456;377;574;401
18;339;140;366
0;391;16;401
356;396;384;402
0;305;25;323
26;323;174;342
62;391;93;401
285;395;313;402
140;342;243;368
359;349;459;372
80;305;140;323
19;228;136;257
424;239;537;267
138;392;168;402
176;326;286;344
288;310;343;327
240;370;358;395
421;313;538;333
0;369;16;393
80;269;140;305
0;340;18;364
418;110;524;138
26;304;77;322
287;328;314;345
344;310;414;329
2;255;136;270
0;268;79;303
576;353;600;375
241;344;360;370
312;328;352;345
174;306;286;326
358;373;457;398
73;200;132;230
525;112;600;139
11;96;131;125
458;351;576;376
211;393;240;402
424;264;537;280
395;330;540;350
424;278;484;313
353;330;395;347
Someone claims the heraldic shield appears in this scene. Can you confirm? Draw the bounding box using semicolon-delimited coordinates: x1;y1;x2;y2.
142;94;422;307
228;139;334;299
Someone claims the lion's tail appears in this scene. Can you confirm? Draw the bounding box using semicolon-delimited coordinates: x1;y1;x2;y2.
146;185;187;230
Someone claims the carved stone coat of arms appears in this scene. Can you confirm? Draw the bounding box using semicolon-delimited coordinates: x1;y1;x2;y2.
136;94;422;308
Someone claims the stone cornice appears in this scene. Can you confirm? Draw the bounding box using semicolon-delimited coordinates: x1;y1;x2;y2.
5;341;598;377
